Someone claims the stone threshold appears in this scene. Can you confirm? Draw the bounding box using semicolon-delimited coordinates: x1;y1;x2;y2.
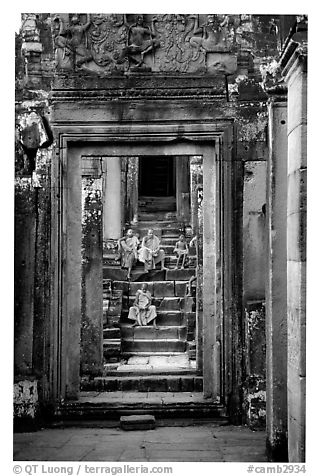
56;392;227;421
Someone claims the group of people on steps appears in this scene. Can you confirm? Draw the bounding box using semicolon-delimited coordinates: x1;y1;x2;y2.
117;228;196;328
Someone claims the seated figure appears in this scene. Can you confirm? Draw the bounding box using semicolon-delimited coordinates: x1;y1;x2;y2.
118;228;139;280
138;229;167;273
128;283;157;327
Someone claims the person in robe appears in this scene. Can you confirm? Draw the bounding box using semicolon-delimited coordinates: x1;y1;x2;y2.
138;229;167;273
128;283;157;327
118;229;139;279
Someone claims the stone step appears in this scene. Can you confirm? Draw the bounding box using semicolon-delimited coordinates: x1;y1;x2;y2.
120;325;187;341
103;266;196;282
161;237;180;245
103;354;196;375
113;280;188;297
121;311;185;326
56;392;227;421
123;296;185;311
103;339;121;360
103;267;167;282
103;328;121;339
121;339;187;353
81;375;203;392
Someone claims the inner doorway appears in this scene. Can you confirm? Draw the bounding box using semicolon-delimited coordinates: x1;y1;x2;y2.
139;156;176;197
138;156;176;216
60;139;225;402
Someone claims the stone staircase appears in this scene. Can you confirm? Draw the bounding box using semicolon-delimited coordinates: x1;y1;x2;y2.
81;208;199;393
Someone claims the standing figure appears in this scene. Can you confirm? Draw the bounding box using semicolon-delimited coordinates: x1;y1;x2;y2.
173;234;189;269
64;14;93;67
118;229;139;280
138;229;167;272
128;284;157;327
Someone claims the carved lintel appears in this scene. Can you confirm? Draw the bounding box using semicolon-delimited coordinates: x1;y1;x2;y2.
50;13;237;75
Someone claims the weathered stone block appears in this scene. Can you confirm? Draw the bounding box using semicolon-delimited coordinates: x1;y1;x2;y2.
287;261;306;314
120;415;155;431
194;377;203;392
287;211;307;262
207;53;237;74
14;379;38;421
103;328;121;339
129;282;153;296
153;281;175;297
287;124;307;175
287;71;307;133
158;297;183;311
175;281;187;297
183;297;195;313
287;168;307;217
113;281;129;294
119;378;139;392
178;326;187;340
120;325;134;339
166;377;181;392
155;311;184;326
180;377;194;392
122;339;186;353
133;326;156;340
166;269;195;280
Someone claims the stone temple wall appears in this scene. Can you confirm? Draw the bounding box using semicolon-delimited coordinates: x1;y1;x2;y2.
14;13;305;459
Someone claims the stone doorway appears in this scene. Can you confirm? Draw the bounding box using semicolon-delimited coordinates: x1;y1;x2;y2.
50;122;236;409
80;153;200;392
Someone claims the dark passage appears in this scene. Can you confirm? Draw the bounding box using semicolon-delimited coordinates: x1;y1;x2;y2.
139;156;175;197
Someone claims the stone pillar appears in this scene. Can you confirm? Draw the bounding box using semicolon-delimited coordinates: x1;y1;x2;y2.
190;157;203;235
103;157;122;239
14;178;36;375
126;157;139;226
190;157;203;373
176;156;190;224
81;158;103;376
266;97;288;461
281;36;307;463
202;147;218;399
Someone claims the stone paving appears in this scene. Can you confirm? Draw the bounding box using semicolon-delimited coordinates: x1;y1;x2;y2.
14;424;267;462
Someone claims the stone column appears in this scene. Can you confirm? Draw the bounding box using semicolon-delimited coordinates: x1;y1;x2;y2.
176;156;190;224
14;178;36;375
126;157;139;226
81;158;103;376
266;97;288;461
202;146;218;399
103;157;122;239
281;36;307;463
190;157;203;373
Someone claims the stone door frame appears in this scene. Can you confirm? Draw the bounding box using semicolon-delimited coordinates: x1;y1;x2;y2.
50;120;237;404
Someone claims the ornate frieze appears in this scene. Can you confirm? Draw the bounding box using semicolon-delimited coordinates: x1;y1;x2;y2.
51;13;238;75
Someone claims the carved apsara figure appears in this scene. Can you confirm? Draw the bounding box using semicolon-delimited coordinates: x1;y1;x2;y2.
64;14;93;67
118;15;160;68
189;14;227;57
52;17;73;70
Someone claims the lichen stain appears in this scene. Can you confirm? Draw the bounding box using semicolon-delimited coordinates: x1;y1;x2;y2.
14;379;38;418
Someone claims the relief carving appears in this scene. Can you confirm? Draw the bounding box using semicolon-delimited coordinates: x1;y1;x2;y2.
154;14;205;73
51;13;236;74
117;15;160;71
189;14;231;54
